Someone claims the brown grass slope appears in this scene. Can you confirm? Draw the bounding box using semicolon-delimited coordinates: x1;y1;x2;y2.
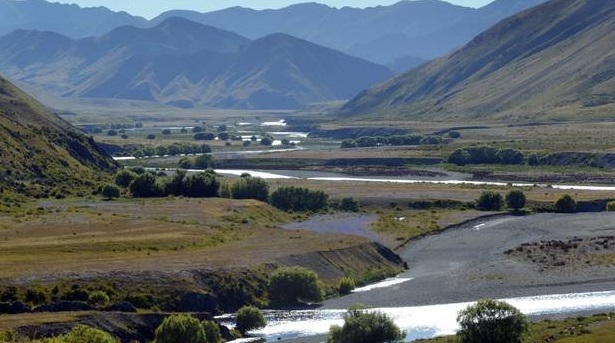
0;76;116;199
340;0;615;120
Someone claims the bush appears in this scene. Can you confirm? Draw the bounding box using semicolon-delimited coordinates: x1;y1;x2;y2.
457;299;528;343
607;201;615;212
338;197;360;212
448;131;461;138
448;148;471;166
506;190;526;211
202;321;222;343
115;170;136;188
101;184;120;200
327;309;404;343
230;177;269;202
269;186;328;212
59;325;119;343
88;291;110;307
193;155;214;169
555;194;577;213
154;314;207;343
184;172;219;198
476;191;504;211
268;266;323;306
338;277;356;295
235;305;266;334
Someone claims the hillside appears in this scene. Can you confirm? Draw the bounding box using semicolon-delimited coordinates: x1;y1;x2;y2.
0;0;146;38
0;75;116;200
0;18;393;110
152;0;545;65
340;0;615;120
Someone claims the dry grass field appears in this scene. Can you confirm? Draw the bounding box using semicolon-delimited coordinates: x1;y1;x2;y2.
0;197;366;280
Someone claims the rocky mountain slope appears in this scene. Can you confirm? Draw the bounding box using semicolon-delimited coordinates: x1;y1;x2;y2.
340;0;615;120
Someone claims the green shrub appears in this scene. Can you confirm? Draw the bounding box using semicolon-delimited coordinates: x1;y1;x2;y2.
88;291;110;307
269;186;328;212
230;176;270;202
555;194;577;213
268;266;323;306
235;305;266;334
154;314;207;343
327;309;404;343
129;173;162;198
339;197;360;212
338;277;356;295
457;299;528;343
607;201;615;212
202;320;222;343
476;191;504;211
59;325;119;343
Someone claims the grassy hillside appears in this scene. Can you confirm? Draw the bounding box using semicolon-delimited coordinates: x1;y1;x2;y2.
340;0;615;120
0;76;116;203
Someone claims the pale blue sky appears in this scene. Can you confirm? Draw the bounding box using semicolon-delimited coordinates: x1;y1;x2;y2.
54;0;495;19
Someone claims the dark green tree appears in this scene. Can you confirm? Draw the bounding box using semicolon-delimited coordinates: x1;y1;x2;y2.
154;314;207;343
448;148;471;166
184;172;219;198
268;266;323;306
476;191;504;211
269;186;328;212
555;194;577;213
457;299;528;343
202;320;222;343
235;306;266;334
59;325;119;343
506;190;526;211
102;184;120;200
327;309;404;343
129;173;161;197
115;170;136;188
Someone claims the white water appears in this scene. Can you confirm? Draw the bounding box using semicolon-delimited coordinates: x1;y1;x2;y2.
248;290;615;342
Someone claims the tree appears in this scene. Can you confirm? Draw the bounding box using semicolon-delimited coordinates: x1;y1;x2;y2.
162;129;172;135
202;321;222;343
217;124;227;132
101;184;120;200
340;140;357;149
506;190;526;211
59;325;119;343
555;194;577;213
165;170;187;196
448;148;471;166
476;191;504;211
193;155;214;169
146;134;156;140
327;309;404;343
178;157;193;170
154;314;207;343
129;173;161;197
457;299;528;343
107;130;117;136
260;136;273;146
114;170;136;188
88;291;110;307
268;266;323;306
235;305;266;334
230;177;269;202
218;132;230;141
339;197;360;212
607;200;615;212
184;172;219;198
496;148;525;165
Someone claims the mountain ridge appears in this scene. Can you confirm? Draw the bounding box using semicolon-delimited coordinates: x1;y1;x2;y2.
339;0;615;120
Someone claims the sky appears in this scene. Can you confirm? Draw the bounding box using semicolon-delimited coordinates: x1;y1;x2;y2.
53;0;495;19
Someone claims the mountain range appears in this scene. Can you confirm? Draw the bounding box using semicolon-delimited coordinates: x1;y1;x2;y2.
340;0;615;119
0;17;393;109
0;75;116;198
0;0;545;68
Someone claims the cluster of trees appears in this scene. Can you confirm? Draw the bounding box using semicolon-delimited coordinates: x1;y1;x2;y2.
476;190;579;213
269;186;329;212
341;134;443;149
114;169;219;198
132;143;211;158
268;266;323;306
178;155;214;170
449;146;525;166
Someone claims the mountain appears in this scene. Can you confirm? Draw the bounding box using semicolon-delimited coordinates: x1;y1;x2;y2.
152;0;546;65
0;0;146;38
0;18;393;109
0;75;117;199
340;0;615;120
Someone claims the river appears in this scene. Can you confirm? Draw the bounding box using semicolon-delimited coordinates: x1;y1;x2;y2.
222;212;615;342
